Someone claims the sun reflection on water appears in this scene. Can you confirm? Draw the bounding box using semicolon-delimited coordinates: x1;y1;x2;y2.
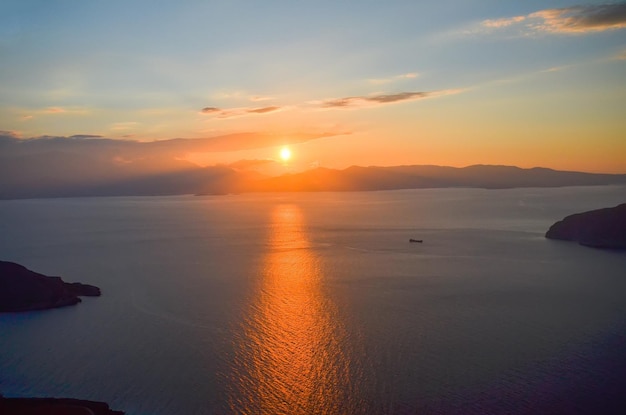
228;204;353;414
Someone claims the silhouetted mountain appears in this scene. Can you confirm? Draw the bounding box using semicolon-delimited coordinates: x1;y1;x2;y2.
248;165;626;193
2;159;626;199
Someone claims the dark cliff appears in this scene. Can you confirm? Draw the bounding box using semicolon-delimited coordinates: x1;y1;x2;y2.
0;260;101;312
545;203;626;249
0;396;124;414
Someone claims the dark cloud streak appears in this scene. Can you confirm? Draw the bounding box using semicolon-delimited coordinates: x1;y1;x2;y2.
556;4;626;30
246;106;280;114
322;91;431;108
482;2;626;34
200;105;282;118
201;107;221;113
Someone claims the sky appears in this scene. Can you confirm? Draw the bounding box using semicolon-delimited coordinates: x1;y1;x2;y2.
1;0;625;173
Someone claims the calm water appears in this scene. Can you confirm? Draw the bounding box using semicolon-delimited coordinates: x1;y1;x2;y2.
1;187;625;414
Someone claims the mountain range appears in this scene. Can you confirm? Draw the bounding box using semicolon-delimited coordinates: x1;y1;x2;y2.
247;165;626;193
2;161;626;200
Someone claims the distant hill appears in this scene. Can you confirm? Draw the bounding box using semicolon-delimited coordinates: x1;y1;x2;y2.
245;165;626;193
2;162;626;200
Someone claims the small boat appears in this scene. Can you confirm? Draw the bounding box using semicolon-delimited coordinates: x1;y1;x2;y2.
409;239;423;243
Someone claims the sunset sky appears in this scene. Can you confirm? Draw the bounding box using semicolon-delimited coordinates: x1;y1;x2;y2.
1;1;625;173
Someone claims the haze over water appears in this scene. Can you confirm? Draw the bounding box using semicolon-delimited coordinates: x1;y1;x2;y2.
1;186;626;414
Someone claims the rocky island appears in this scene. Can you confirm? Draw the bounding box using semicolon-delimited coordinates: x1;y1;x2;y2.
545;203;626;249
0;395;124;414
0;260;101;312
0;263;116;413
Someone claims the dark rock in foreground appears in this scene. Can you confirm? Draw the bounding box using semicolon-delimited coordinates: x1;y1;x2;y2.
0;260;101;312
0;396;124;414
546;203;626;249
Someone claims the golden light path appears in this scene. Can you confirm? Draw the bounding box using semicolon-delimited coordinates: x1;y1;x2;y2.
228;204;355;415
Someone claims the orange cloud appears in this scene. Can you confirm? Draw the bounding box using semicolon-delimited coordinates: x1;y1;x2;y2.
44;107;66;113
481;3;626;34
28;106;89;116
249;95;274;102
368;72;419;85
111;122;140;131
482;16;525;28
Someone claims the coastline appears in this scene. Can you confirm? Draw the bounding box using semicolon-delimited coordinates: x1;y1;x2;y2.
0;395;124;414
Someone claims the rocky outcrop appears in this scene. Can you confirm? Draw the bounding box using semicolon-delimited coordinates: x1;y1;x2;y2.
545;203;626;249
0;260;101;312
0;396;124;414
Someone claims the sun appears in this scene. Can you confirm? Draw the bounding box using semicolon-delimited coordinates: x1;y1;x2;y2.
280;146;292;162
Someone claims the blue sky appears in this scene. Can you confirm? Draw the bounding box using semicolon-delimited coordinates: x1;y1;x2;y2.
1;1;625;172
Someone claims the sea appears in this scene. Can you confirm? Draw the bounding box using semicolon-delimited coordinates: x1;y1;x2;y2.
1;186;625;415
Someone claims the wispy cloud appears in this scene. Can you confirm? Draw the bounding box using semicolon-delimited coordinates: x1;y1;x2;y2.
482;16;525;29
368;72;419;85
246;106;280;114
212;91;245;100
111;122;140;131
14;106;89;121
200;105;283;119
538;64;576;73
249;95;274;102
44;107;67;114
317;89;461;109
201;107;221;114
198;72;461;116
38;106;89;116
321;92;427;108
479;3;626;35
211;91;277;102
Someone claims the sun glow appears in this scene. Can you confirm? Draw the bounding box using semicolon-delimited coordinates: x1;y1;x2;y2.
280;146;292;162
